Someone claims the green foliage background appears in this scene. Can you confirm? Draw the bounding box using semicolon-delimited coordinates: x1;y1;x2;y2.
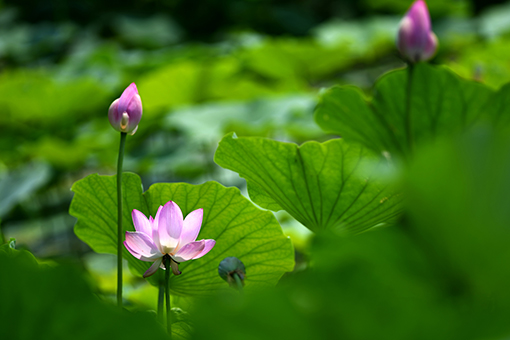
3;0;510;338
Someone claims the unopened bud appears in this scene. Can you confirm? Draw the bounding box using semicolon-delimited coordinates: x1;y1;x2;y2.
396;0;438;63
108;83;143;135
218;257;246;289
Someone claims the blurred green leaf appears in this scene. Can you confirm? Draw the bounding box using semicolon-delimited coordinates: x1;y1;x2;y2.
446;36;510;89
166;95;319;145
478;2;510;38
312;17;398;58
171;308;193;340
403;127;510;339
315;63;493;157
0;70;109;125
193;227;453;340
243;35;393;84
70;173;294;295
113;14;183;48
0;241;37;263
138;61;204;114
215;133;401;233
22;137;94;169
481;82;510;128
0;244;169;339
0;162;51;217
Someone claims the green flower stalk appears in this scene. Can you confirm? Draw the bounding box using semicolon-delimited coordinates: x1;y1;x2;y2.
158;271;165;323
109;83;143;307
116;132;126;307
164;255;172;336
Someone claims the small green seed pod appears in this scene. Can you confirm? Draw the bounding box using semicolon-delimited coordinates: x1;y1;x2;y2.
218;257;246;289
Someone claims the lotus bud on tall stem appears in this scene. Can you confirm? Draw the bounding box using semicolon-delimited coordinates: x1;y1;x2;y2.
109;82;143;307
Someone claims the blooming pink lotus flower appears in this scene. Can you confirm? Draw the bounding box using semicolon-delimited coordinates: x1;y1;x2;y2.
397;0;438;62
108;83;143;135
124;201;216;278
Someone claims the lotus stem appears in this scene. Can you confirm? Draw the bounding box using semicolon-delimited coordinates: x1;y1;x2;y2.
117;132;127;307
165;255;172;337
158;270;164;323
405;63;415;154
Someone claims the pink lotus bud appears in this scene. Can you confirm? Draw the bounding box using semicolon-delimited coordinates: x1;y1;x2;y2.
397;0;438;63
108;83;142;135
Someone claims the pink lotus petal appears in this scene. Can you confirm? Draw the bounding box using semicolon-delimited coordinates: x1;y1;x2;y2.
172;240;205;263
178;208;203;247
152;205;164;252
421;32;438;61
143;257;163;278
124;231;162;262
158;201;183;253
132;209;152;236
118;83;139;114
108;99;121;129
192;239;216;259
397;17;414;57
406;0;430;48
128;125;139;136
126;93;142;118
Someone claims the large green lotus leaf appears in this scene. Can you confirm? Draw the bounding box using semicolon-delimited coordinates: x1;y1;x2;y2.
215;133;401;233
70;173;294;295
315;63;494;157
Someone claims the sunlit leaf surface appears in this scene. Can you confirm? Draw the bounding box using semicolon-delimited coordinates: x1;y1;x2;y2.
215;133;401;233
